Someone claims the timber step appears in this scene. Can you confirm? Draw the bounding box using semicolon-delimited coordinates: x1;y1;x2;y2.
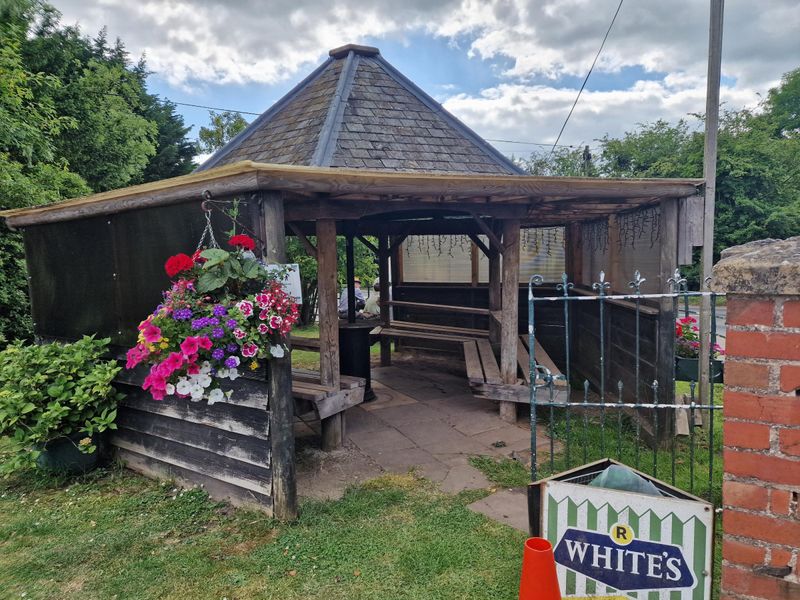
463;337;568;405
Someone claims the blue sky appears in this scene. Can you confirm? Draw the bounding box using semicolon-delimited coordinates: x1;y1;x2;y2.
56;0;797;158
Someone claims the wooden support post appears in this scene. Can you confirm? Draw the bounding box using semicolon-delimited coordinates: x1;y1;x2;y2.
470;241;479;287
345;233;356;323
500;219;520;423
488;222;502;348
262;191;297;521
657;198;678;440
565;223;583;285
378;235;391;366
316;219;343;450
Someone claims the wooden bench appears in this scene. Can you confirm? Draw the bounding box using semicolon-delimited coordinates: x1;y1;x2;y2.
292;369;364;420
289;335;321;352
371;321;488;354
463;336;568;404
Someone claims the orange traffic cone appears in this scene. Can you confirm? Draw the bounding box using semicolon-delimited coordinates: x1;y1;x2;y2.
519;537;562;600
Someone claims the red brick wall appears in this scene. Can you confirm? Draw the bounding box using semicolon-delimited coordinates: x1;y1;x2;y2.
722;295;800;599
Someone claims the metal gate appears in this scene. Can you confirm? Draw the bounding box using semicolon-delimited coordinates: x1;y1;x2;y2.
528;270;723;503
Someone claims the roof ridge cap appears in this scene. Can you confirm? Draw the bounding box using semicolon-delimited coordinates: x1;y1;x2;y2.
311;51;359;167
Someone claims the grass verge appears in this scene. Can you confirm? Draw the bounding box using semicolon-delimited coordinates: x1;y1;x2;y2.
0;462;524;600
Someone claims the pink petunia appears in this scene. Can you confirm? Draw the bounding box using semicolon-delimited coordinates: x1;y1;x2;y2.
257;323;269;334
180;336;200;357
196;336;212;350
140;321;162;344
269;315;283;330
233;328;246;339
236;300;254;317
241;342;259;358
258;309;269;321
126;343;149;369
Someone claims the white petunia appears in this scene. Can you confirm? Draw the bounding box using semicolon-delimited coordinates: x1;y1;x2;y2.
207;388;224;405
200;361;212;374
190;386;204;401
176;378;191;395
228;368;240;381
270;345;285;358
197;374;212;388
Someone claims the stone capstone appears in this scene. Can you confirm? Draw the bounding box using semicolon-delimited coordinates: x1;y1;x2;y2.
712;236;800;295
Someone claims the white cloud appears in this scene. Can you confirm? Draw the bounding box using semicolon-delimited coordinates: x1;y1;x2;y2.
53;0;798;146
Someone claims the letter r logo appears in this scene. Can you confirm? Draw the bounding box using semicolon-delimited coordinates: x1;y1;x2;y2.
610;522;634;546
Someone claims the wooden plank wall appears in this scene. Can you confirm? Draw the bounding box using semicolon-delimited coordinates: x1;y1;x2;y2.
113;376;273;513
394;283;660;399
572;300;659;400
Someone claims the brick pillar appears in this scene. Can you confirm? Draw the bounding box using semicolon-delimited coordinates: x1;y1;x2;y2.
712;237;800;600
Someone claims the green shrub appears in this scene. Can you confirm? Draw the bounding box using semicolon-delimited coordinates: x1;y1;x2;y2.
0;335;123;473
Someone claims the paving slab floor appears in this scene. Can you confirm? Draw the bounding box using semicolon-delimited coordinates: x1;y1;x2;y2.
295;363;556;501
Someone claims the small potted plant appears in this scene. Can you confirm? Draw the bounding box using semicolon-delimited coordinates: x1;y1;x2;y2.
675;316;725;383
125;234;299;402
0;336;123;475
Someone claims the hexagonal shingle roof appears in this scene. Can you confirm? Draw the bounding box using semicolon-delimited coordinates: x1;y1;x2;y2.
197;44;523;175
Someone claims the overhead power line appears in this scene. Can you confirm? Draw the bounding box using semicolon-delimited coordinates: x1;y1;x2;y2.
549;0;624;156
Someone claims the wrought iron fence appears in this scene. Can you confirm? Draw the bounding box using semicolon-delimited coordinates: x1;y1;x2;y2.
528;270;724;502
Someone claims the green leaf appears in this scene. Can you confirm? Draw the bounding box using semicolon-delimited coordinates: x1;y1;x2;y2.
200;248;229;268
242;259;263;279
196;271;227;293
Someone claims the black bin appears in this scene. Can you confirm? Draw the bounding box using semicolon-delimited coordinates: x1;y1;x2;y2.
338;321;375;401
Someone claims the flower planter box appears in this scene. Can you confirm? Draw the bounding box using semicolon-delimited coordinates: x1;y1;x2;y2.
36;432;103;475
675;357;724;383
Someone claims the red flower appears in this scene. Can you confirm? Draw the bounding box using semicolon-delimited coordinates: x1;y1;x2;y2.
229;234;256;252
165;253;195;278
191;249;207;264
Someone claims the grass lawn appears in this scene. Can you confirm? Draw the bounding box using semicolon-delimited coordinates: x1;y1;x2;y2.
0;449;524;600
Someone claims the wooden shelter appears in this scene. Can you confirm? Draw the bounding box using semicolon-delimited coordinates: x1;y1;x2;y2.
1;45;703;518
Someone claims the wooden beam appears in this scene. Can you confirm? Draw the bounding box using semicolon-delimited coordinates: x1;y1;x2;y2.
262;191;297;522
470;214;503;254
287;223;317;260
345;234;356;323
467;233;493;259
315;218;341;451
499;219;521;423
388;227;412;254
378;235;391;366
2;161;702;228
470;241;479;287
657;198;678;435
386;300;490;316
357;235;378;255
488;221;502;347
565;222;583;286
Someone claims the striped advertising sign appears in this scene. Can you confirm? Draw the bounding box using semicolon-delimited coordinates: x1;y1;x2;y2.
541;481;713;600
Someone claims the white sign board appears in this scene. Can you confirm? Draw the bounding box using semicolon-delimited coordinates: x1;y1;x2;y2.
267;263;303;304
541;480;713;600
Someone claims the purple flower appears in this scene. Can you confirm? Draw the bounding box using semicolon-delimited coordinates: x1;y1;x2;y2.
208;317;220;326
211;327;225;339
224;356;238;369
211;348;225;360
191;318;206;330
226;343;238;353
173;307;193;321
213;304;227;317
226;318;237;328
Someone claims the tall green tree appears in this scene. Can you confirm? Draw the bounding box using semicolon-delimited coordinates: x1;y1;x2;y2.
196;111;249;154
0;7;90;342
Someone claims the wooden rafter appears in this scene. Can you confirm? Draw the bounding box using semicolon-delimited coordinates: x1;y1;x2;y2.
287;223;318;259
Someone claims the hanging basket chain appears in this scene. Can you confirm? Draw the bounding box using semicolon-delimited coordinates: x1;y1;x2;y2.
195;190;267;255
